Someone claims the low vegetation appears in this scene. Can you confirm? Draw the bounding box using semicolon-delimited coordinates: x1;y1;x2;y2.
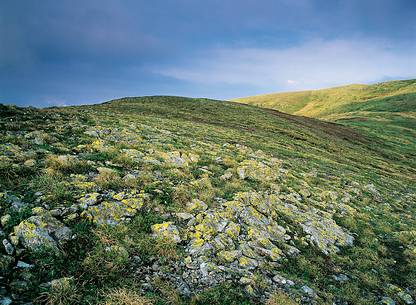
0;84;415;304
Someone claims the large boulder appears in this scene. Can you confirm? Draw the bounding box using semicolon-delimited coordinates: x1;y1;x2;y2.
80;191;145;226
13;214;72;251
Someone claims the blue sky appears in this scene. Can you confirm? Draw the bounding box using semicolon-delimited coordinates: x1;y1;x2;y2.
1;0;415;106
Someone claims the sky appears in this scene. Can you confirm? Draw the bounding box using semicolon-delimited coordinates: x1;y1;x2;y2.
1;0;415;107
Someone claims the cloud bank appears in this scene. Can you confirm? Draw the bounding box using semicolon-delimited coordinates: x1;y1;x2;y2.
154;39;416;93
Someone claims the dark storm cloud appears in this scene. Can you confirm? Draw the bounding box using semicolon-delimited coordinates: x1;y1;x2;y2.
0;0;415;106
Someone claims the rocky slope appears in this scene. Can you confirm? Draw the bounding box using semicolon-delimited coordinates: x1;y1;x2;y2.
0;96;415;304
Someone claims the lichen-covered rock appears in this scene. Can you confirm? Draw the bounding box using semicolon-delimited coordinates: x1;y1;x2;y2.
151;222;182;243
220;171;233;180
236;159;281;182
24;130;50;145
186;199;208;213
333;273;349;282
217;250;240;263
159;188;357;294
158;151;199;167
398;291;414;305
80;191;145;225
300;217;354;255
238;256;258;270
13;214;72;251
175;212;194;221
78;192;100;209
301;285;316;297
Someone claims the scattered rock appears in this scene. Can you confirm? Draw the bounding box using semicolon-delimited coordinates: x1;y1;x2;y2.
398;291;414;304
301;285;316;297
380;296;396;305
272;274;294;286
16;261;34;269
300;216;354;255
0;297;12;305
2;239;14;255
80;191;144;225
23;159;36;167
220;171;233;180
13;214;72;251
151;222;182;243
333;274;349;282
239;277;253;285
175;212;194;221
186;199;208;213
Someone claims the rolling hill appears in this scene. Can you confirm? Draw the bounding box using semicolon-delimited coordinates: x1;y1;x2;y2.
234;79;416;118
0;95;415;305
234;79;416;163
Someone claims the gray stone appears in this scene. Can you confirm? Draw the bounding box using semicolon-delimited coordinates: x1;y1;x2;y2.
380;297;396;305
301;285;316;297
177;278;191;296
398;291;414;304
272;274;288;285
301;217;354;255
176;212;194;221
0;297;12;305
333;274;349;282
16;261;34;269
2;239;14;255
151;222;181;243
200;262;209;277
13;215;72;251
239;277;253;285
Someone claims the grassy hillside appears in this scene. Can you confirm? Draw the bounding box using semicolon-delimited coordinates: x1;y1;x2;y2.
234;79;416;118
0;96;415;305
234;79;416;162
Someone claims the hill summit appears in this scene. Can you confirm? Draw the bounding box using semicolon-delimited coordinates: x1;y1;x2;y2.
0;92;415;304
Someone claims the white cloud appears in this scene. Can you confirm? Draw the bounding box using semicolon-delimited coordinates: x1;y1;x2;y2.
153;39;416;92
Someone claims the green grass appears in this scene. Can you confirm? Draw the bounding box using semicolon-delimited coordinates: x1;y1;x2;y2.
234;79;416;174
234;79;416;117
0;92;415;304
